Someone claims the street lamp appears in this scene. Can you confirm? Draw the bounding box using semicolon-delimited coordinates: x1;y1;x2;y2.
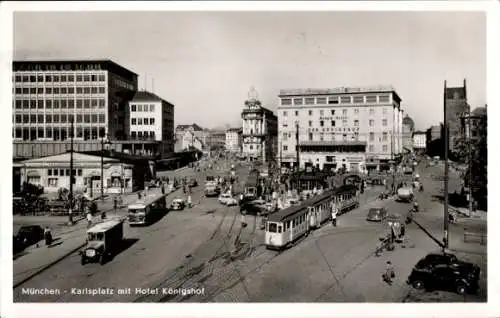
101;135;111;200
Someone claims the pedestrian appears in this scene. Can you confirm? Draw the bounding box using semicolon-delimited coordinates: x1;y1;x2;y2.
138;192;141;200
382;261;395;285
161;184;165;195
187;195;192;208
113;197;118;211
86;211;93;228
400;223;406;238
331;204;338;227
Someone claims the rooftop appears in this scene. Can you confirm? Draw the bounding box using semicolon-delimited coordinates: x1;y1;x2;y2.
176;124;204;131
279;85;397;97
131;90;173;105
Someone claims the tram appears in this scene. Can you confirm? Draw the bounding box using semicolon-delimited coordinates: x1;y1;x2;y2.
127;191;168;226
264;185;359;250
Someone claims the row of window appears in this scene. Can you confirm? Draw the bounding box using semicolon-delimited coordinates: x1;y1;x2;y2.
130;131;156;139
281;131;392;141
14;114;106;124
283;119;389;128
282;108;391;117
280;94;391;106
282;143;390;152
14;74;106;83
14;98;106;109
47;168;83;177
131;118;156;125
14;126;106;141
15;86;106;95
130;104;156;112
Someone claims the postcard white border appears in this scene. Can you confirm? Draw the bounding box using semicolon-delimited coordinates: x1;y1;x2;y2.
1;1;498;318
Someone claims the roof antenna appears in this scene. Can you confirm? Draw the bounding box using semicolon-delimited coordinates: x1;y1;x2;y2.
144;72;148;91
152;78;155;93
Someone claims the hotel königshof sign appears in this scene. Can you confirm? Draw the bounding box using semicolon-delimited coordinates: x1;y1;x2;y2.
14;62;104;72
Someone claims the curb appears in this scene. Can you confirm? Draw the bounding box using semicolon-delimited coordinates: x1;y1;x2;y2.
13;241;86;289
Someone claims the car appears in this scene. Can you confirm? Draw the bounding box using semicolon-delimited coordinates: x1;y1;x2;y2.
13;235;25;254
15;225;44;247
239;199;263;215
407;252;481;295
170;198;186;211
366;207;388;222
218;193;238;206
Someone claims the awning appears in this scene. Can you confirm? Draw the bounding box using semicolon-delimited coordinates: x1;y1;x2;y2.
26;170;41;177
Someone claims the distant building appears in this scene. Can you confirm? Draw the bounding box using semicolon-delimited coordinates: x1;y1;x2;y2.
413;131;426;153
402;115;415;153
127;91;174;158
460;106;487;142
426;124;444;157
175;123;207;151
241;88;278;163
205;130;226;151
445;79;470;152
277;85;404;172
225;128;242;153
19;152;134;197
174;129;204;152
12;60;138;159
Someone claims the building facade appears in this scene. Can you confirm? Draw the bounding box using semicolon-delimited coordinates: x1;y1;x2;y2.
127;91;175;158
13;60;138;159
241;89;278;163
445;79;470;153
402;114;415;153
20;152;134;197
413;131;427;153
225;128;243;153
460;106;487;143
277;86;404;172
205;130;226;151
174;129;203;152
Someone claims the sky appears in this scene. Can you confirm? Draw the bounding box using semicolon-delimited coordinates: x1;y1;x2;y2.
13;11;486;130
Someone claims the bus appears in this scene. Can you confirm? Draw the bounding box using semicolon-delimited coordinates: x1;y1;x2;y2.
127;192;168;226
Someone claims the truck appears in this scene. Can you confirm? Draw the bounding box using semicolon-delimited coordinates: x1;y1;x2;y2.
396;187;414;203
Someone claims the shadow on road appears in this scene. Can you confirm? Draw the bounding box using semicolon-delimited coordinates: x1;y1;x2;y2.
106;238;140;263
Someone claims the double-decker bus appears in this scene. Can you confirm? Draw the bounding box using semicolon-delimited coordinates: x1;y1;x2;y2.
127;192;168;226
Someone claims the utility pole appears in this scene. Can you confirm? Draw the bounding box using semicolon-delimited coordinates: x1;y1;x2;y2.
295;122;300;172
467;109;473;216
68;118;74;225
443;80;450;250
279;140;283;177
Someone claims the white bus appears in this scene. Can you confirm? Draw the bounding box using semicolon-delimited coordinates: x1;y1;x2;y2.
127;192;168;226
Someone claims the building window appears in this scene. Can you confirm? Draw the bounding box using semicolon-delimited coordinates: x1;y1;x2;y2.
382;132;388;141
68;99;75;108
309;133;313;141
144;118;149;125
45;75;52;82
330;110;335;115
138;118;143;125
137;105;142;112
354;108;359;115
281;98;292;105
83;87;91;94
84;115;90;123
46;127;52;139
84;100;90;108
99;99;105;108
366;95;377;103
342;109;347;115
282;132;288;141
295;110;299;116
369;119;374;126
328;97;338;104
83;75;90;82
283;145;288;151
283;111;288;117
383;107;388;115
340;96;351;103
91;114;97;123
68;75;74;82
316;97;326;104
131;118;137;125
98;75;105;81
305;98;315;105
76;99;83;108
382;119;388;126
91;87;98;94
320;133;324;141
331;120;336;127
369;145;375;152
99;114;105;123
382;145;388;152
53;100;60;109
369;132;375;141
319;110;324;116
150;104;155;112
379;94;390;103
308;110;313;116
320;120;324;127
150;118;155;125
293;98;303;105
48;178;58;187
369;108;375;115
98;87;105;94
308;120;312;127
15;115;22;123
342;119;347;126
354;120;359;126
353;96;364;103
45;114;52;123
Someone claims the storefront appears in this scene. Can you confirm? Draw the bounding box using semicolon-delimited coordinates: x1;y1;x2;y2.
20;152;134;198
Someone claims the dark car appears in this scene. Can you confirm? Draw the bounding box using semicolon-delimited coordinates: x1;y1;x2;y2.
366;207;388;222
407;252;481;295
15;225;44;247
239;199;263;215
13;235;25;254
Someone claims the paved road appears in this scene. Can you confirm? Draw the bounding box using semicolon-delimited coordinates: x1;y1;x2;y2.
13;159;249;302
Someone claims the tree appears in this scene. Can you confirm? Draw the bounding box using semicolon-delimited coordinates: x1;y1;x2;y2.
451;136;469;164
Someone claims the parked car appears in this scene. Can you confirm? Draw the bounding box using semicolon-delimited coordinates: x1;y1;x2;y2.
15;225;44;247
218;193;238;206
366;207;388;222
13;235;25;254
407;252;481;295
239;199;263;215
170;198;186;211
188;178;198;187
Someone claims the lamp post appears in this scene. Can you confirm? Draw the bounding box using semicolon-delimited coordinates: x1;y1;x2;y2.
101;135;111;201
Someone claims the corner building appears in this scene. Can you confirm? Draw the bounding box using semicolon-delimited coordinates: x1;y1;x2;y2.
277;86;404;172
12;60;138;159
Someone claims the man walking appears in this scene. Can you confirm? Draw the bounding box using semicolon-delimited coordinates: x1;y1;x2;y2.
331;203;338;227
86;211;93;228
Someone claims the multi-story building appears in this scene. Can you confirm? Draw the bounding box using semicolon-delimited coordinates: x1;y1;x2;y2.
225;128;243;153
427;125;442;142
241;88;278;163
460;106;487;143
205;130;226;151
277;86;404;172
413;131;427;154
12;60;138;159
445;79;470;153
402;114;415;153
127;91;175;158
174;124;204;152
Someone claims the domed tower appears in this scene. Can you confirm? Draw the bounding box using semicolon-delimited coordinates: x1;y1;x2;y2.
402;114;415;153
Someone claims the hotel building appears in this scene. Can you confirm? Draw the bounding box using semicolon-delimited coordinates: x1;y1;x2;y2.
225;127;243;153
127;91;175;157
277;86;404;172
12;60;138;159
241;88;278;163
